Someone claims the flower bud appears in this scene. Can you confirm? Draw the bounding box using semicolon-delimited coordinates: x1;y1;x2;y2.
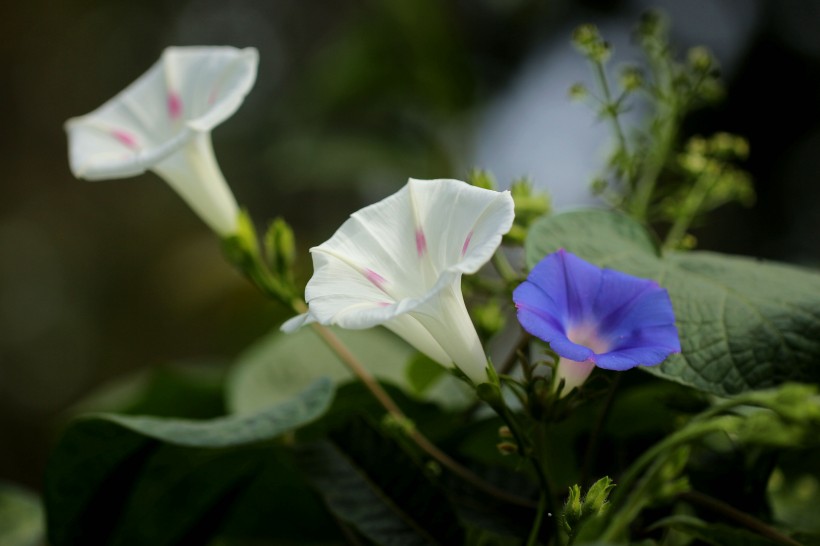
572;25;612;63
619;66;643;91
264;217;296;280
468;168;496;190
568;83;589;101
572;24;601;50
496;441;518;455
688;46;715;73
583;476;615;516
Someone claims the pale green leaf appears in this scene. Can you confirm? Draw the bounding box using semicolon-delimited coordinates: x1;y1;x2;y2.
0;483;44;546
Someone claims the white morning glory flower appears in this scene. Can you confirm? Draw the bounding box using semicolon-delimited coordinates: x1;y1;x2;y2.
65;46;258;236
283;178;516;384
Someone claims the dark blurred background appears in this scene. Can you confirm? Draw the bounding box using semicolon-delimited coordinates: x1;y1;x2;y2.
1;0;818;490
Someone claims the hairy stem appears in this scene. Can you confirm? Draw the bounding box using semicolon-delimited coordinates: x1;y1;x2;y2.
302;304;536;509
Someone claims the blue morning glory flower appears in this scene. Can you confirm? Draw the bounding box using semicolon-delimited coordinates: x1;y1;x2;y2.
513;249;680;391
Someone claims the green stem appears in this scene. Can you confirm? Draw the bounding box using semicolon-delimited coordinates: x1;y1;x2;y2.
592;60;630;157
663;170;718;250
580;375;621;487
629;45;679;222
491;396;557;542
629;113;676;221
526;493;548;546
611;417;733;507
678;491;803;546
492;249;520;285
601;416;739;542
306;315;536;509
601;454;669;542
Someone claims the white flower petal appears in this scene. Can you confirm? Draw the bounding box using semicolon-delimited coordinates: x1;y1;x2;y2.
405;178;516;275
285;178;515;384
65;46;258;236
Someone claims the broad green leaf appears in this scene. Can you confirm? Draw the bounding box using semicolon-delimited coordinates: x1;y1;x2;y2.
296;418;465;546
406;353;447;394
45;380;337;546
0;483;44;546
525;210;820;396
227;325;471;414
68;359;227;418
85;377;333;447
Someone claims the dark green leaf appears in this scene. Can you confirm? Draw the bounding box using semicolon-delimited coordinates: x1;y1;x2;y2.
525;210;820;396
68;359;228;418
296;418;466;546
45;379;335;546
87;376;333;447
650;515;781;546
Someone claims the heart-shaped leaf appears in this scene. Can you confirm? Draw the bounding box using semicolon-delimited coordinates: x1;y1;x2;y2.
525;210;820;396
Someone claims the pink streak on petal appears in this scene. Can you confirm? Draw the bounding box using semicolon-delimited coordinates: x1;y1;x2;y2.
168;92;182;120
415;229;427;257
207;86;219;105
111;129;138;149
365;268;387;290
377;301;392;307
461;231;473;256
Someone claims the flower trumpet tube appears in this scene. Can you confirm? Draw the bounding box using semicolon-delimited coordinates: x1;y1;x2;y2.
65;46;258;236
514;249;681;394
283;178;516;384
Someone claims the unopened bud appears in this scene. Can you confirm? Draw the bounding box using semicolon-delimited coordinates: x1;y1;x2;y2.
709;132;749;159
688;46;714;73
562;484;583;534
511;178;551;219
498;426;513;439
497;441;518;455
568;83;588;101
572;24;611;63
637;10;664;40
584;476;615;516
590;177;608;195
381;413;416;436
619;66;643;91
572;24;600;49
264;217;296;279
468;168;496;190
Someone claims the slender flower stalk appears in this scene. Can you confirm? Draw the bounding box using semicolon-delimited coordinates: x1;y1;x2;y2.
283;178;515;384
514;250;680;394
65;46;258;236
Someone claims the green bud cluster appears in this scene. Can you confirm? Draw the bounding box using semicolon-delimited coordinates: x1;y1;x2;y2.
657;130;754;247
264;217;297;283
221;210;299;304
505;177;551;245
618;65;643;92
572;24;612;63
687;46;715;73
468;168;496;191
562;477;616;538
568;82;589;101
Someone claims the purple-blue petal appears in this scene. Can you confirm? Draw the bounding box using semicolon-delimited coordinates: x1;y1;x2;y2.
513;250;680;371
